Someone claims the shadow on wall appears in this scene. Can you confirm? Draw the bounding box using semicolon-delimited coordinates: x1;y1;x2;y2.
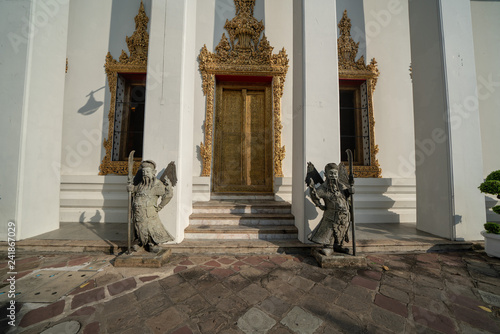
78;87;105;115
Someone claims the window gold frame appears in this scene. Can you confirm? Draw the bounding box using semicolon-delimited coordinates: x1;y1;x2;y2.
99;2;149;175
338;10;381;178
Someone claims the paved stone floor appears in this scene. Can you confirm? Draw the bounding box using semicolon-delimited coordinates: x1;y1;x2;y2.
1;250;500;333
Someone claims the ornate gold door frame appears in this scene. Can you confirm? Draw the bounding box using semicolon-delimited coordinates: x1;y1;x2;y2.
198;0;288;179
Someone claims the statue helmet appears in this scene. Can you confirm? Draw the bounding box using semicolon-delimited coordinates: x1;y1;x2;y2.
140;160;156;170
324;163;339;174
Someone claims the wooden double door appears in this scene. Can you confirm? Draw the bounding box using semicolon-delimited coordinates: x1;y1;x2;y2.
213;83;273;193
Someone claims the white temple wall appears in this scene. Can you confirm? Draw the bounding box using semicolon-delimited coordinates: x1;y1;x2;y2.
0;0;69;239
363;0;415;178
0;0;31;240
471;1;500;178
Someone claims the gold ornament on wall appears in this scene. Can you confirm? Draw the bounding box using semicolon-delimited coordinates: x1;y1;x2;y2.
99;1;149;175
338;10;381;178
198;0;289;178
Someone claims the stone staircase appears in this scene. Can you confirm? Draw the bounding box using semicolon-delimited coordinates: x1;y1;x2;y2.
185;198;298;241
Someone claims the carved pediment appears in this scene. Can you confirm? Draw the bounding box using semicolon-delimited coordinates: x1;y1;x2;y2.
338;10;379;88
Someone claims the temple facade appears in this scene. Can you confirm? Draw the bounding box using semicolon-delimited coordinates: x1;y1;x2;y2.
1;0;499;243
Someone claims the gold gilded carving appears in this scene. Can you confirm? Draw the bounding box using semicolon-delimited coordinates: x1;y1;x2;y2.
338;10;381;178
100;2;149;175
198;0;289;178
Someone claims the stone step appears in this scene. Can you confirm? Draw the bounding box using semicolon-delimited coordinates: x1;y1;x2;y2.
189;213;295;226
192;200;292;214
210;193;275;201
184;225;298;240
354;209;416;223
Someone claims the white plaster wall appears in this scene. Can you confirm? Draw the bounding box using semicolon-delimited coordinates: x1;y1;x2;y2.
440;0;485;240
144;0;196;241
61;0;151;175
1;0;70;239
409;0;453;239
293;0;340;242
363;0;415;178
0;0;31;240
471;1;500;178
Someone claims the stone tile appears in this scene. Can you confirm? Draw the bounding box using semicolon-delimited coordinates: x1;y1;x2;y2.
107;277;137;296
280;306;323;334
145;306;186;334
262;278;304;304
297;268;327;283
478;289;500;308
218;257;236;265
158;274;185;290
381;274;413;293
451;303;500;333
71;287;105;309
268;325;295;334
94;272;123;287
242;256;264;266
201;283;233;305
321;275;348;291
414;274;445;289
216;294;248;319
69;279;96;295
268;268;295;282
70;306;95;316
237;307;276;334
298;294;330;318
83;321;100;334
67;256;92;267
351;276;379;291
104;307;141;333
269;256;289;265
177;293;211;317
370;306;406;333
413;295;451;318
412;305;457;334
239;266;266;281
191;272;219;291
19;300;65;328
289;276;315;292
178;267;206;282
374;293;408;317
179;259;194;266
101;294;137;316
165;282;198;303
174;266;188;273
309;284;340;304
172;325;194;334
335;293;372;314
414;285;445;300
138;294;172;317
198;310;229;333
223;274;251;293
238;283;270;305
344;284;375;303
379;284;410;304
446;292;488;311
476;281;500;296
211;268;236;280
134;281;161;301
204;260;222;267
357;269;382;281
325;305;368;333
366;255;385;265
258;296;291;318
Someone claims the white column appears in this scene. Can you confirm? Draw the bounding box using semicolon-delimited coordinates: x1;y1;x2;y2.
409;0;485;240
0;0;69;240
144;0;196;242
292;0;340;242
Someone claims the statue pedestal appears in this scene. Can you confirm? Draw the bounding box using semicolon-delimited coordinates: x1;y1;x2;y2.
312;249;366;268
114;248;172;268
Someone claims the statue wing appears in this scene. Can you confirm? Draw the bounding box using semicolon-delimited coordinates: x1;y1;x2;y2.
338;162;350;190
305;162;324;185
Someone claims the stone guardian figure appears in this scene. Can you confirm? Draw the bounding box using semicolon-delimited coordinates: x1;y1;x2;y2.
127;160;174;253
306;162;353;255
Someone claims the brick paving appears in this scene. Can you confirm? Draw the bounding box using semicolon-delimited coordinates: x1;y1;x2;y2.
0;251;499;333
